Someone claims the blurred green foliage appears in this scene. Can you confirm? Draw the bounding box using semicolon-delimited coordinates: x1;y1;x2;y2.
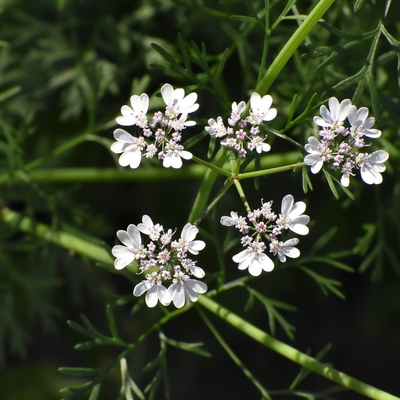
1;0;400;399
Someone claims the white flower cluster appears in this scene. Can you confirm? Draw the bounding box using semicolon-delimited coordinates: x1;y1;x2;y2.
220;195;309;276
111;84;199;169
304;97;389;186
205;93;277;158
112;215;207;308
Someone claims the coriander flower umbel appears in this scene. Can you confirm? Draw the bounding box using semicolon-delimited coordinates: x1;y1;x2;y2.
112;216;207;308
111;84;198;169
304;97;389;187
221;195;309;276
205;92;277;157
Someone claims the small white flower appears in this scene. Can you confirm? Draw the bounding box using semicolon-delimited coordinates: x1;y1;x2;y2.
137;215;164;241
174;223;206;255
340;159;355;187
133;273;170;308
232;240;274;276
304;136;331;174
161;83;199;118
112;224;143;270
110;129;145;168
220;212;249;233
313;97;351;130
232;101;246;115
116;93;149;126
205;117;227;138
163;141;193;169
169;113;196;131
247;93;277;124
165;271;207;308
357;150;389;185
247;136;271;153
269;238;300;263
347;105;381;139
181;258;205;278
279;195;309;235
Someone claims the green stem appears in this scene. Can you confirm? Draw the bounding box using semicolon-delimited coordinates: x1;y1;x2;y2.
0;207;114;269
0;152;301;185
0;165;208;184
197;295;399;400
194;180;233;225
233;179;252;214
239;162;305;180
188;147;228;223
191;155;231;178
197;306;271;400
255;0;336;96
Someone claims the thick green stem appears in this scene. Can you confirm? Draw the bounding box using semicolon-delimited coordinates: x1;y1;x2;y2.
255;0;336;95
0;207;114;269
239;162;305;180
0;165;207;184
197;295;399;400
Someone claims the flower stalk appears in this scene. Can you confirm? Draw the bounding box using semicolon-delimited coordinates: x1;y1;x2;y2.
197;295;400;400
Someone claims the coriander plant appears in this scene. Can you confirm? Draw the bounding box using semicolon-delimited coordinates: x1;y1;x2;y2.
1;0;400;399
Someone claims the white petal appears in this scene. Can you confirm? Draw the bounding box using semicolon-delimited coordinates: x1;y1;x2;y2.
186;279;208;294
341;174;350;187
250;93;261;109
179;93;198;114
171;284;185;308
188;265;205;278
113;129;135;143
281;195;294;216
220;216;235;226
159;286;171;306
110;141;130;154
289;223;309;236
156;285;170;306
138;215;153;235
131;93;149;114
287;201;306;219
181;223;198;243
127;224;141;247
361;165;382;185
261;94;273;111
232;248;251;264
133;281;151;297
310;159;324;174
161;83;174;106
285;247;300;259
179;150;193;160
262;108;277;121
258;253;274;272
119;149;142;168
187;240;206;255
145;285;159;308
338;99;351;120
369;150;389;163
